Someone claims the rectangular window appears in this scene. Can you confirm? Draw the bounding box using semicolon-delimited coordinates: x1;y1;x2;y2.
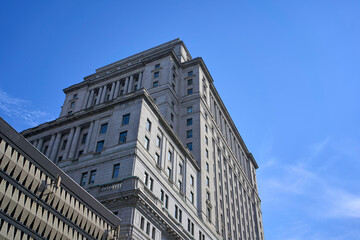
168;151;172;162
187;118;193;126
134;85;138;91
178;180;182;190
188;71;193;76
205;124;208;132
175;205;178;219
187;79;193;86
178;164;183;175
154;71;159;78
205;136;208;145
155;153;160;165
119;131;127;144
61;140;67;150
167;167;172;178
170;113;174;122
80;172;88;186
165;194;169;209
191;222;194;235
207;191;210;200
206;149;209;158
144;136;150;150
146;119;152;131
70;102;75;108
153;81;158;87
89;170;96;184
112;164;120;178
160;189;164;202
206;177;210;187
122;114;130;125
207;207;211;219
150;178;154;191
78;150;83;158
188;219;191;232
179;209;182;223
140;217;145;230
190;191;194;204
187;106;193;113
190;175;194;186
156;136;161;147
152;227;156;239
146;222;150;235
96;140;104;152
144;172;149;186
100;123;108;134
187;88;193;95
73;94;78;99
186;142;193;151
187;130;193;138
81;133;87;144
206;162;209;172
155;64;160;69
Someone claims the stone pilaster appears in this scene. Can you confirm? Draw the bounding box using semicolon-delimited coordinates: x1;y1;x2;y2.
45;134;56;157
63;128;75;160
50;133;62;161
68;126;81;159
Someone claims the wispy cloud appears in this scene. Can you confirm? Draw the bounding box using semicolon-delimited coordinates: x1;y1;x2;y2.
0;89;54;127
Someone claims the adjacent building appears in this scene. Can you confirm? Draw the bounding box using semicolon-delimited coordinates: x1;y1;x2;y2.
21;39;264;240
0;117;121;240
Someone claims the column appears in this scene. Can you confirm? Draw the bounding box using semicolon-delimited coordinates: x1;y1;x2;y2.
95;87;103;105
84;121;94;153
63;128;75;160
68;126;81;159
138;72;143;89
124;77;129;94
100;85;107;103
113;81;120;99
32;139;38;148
45;134;56;157
83;91;90;109
50;133;62;161
86;90;95;108
127;75;134;93
109;82;115;100
37;138;43;151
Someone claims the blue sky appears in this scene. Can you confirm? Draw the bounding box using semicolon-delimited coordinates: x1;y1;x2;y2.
1;1;359;239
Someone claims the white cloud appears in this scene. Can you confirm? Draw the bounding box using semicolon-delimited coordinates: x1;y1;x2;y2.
0;89;54;127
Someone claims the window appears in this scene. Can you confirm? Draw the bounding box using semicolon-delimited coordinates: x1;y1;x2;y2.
96;140;104;152
188;71;193;76
152;227;156;239
168;151;172;162
70;102;75;108
207;207;211;219
144;172;149;186
187;88;193;95
119;131;127;144
206;162;209;172
178;164;183;175
78;150;83;158
155;153;160;165
154;71;159;78
205;124;208;132
171;101;175;109
191;222;194;235
80;172;87;186
81;133;87;144
187;118;193;126
190;175;194;186
146;222;150;235
134;85;138;91
152;81;158;87
150;178;154;191
190;191;194;204
156;136;161;147
112;164;120;178
146;119;152;131
68;111;72;115
58;156;62;162
122;114;130;125
179;209;182;223
175;205;178;219
160;189;164;202
100;123;108;134
140;217;145;230
206;149;209;158
187;106;193;113
187;130;193;138
144;136;150;150
178;180;182;190
165;195;169;209
170;113;174;122
89;170;96;184
73;94;78;99
61;140;67;150
186;142;193;151
167;167;172;178
155;64;160;69
206;177;210;187
187;79;193;86
205;136;208;145
188;219;191;232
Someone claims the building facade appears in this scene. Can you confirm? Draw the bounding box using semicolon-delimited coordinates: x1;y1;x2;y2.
0;117;121;240
21;39;264;240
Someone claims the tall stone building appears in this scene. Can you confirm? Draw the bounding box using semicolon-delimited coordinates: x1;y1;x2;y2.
22;39;264;240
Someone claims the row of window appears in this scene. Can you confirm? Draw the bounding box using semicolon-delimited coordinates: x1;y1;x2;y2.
80;163;120;186
140;216;156;239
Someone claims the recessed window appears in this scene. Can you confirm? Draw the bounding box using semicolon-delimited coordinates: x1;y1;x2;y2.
146;222;150;235
155;64;160;69
205;124;208;132
205;136;208;145
190;175;194;186
155;153;160;165
68;111;72;115
187;130;193;138
178;164;183;175
80;172;88;186
81;133;87;144
144;172;149;186
144;136;150;150
112;164;120;178
96;140;104;152
154;72;159;78
171;101;175;109
206;149;209;158
153;81;158;87
146;119;152;131
186;142;193;151
188;71;193;76
134;85;138;91
206;162;209;172
187;88;193;95
167;167;172;178
150;178;154;191
140;217;145;230
206;176;210;187
168;151;172;162
122;114;130;125
61;140;67;150
156;136;161;147
70;102;75;108
119;131;127;144
187;79;193;86
206;191;210;200
100;123;108;134
160;189;164;202
89;170;96;184
170;113;174;122
187;118;193;126
178;180;182;190
187;106;193;113
152;227;156;239
165;194;169;209
190;191;194;204
73;94;78;99
58;156;62;162
78;150;83;158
